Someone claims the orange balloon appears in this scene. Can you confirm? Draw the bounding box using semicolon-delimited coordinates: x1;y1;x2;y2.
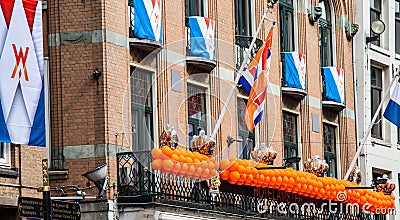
163;159;174;171
161;146;173;158
220;170;230;180
238;165;246;173
283;176;289;183
151;148;163;160
187;165;196;176
173;162;182;173
152;159;163;170
179;163;189;175
179;155;187;163
187;151;195;159
230;161;240;171
220;159;230;170
171;154;180;162
230;171;241;182
247;174;254;183
185;157;194;164
193;158;201;164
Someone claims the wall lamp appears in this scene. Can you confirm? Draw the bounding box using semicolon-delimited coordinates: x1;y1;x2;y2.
93;68;102;80
366;20;385;43
226;136;243;147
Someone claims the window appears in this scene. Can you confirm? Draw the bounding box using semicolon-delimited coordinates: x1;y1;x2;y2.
319;0;333;67
396;0;400;54
235;0;253;36
185;0;207;17
371;66;383;139
279;0;295;52
283;112;299;170
323;123;337;178
237;98;254;159
131;68;154;152
0;142;10;167
370;0;382;46
187;84;207;142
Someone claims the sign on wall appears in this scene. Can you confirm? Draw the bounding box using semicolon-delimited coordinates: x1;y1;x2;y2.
0;0;45;146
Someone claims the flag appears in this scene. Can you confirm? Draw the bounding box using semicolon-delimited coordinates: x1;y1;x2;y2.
283;52;306;90
384;78;400;127
239;27;274;131
188;16;216;60
134;0;162;43
0;0;45;146
322;67;345;103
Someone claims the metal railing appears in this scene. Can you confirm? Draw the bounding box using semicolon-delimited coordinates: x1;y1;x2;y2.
117;152;374;219
235;35;263;71
128;0;134;38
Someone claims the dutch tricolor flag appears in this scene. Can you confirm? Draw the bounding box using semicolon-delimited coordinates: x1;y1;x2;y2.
383;78;400;127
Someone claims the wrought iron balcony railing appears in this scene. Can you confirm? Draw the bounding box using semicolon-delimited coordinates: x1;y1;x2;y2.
235;35;263;72
117;152;374;219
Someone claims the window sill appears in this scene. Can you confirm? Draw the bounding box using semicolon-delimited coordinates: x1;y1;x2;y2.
371;139;391;148
369;44;390;57
396;54;400;61
0;167;18;178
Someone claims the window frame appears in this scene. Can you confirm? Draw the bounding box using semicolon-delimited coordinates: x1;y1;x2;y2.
131;67;155;152
370;0;382;47
234;0;255;37
319;0;335;67
282;111;300;170
237;97;255;160
185;0;208;17
370;65;383;139
0;142;11;167
279;0;295;53
323;123;338;178
395;0;400;54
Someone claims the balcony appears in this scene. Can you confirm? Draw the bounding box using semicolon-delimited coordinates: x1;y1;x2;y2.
235;35;263;72
185;16;216;72
322;67;345;111
117;152;374;219
281;52;307;100
128;0;162;52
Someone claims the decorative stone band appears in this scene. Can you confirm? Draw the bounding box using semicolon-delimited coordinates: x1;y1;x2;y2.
48;30;128;48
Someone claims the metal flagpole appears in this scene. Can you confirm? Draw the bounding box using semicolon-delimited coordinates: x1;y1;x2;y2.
344;68;400;180
210;8;275;139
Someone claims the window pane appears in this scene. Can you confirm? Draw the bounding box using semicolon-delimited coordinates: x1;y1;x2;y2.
235;0;252;36
186;0;205;17
0;143;4;159
319;24;333;67
319;0;331;22
396;0;400;18
283;112;297;144
323;124;336;153
279;3;294;52
187;84;207;140
131;69;153;151
237;98;248;131
371;0;382;11
323;124;337;178
371;66;382;139
131;69;153;107
396;20;400;54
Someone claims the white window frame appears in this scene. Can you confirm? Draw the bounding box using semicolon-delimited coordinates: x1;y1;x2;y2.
0;142;11;167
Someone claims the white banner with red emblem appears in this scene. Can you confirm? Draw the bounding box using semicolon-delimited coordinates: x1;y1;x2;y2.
0;0;45;146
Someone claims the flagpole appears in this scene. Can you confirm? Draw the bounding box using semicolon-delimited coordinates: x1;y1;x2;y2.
344;68;400;180
210;9;275;139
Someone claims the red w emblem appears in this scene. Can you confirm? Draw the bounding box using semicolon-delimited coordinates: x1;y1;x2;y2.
11;44;29;81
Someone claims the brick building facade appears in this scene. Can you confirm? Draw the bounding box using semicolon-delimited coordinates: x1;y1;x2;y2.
0;0;361;219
